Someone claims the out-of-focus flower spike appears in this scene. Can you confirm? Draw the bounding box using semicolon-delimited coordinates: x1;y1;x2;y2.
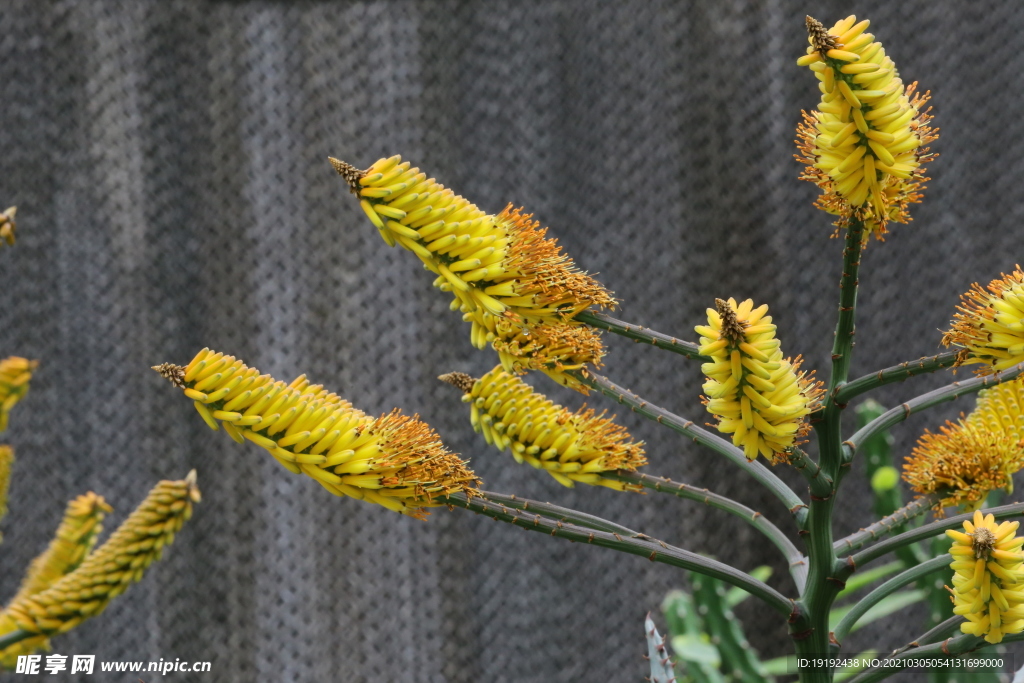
0;473;199;638
0;207;16;247
0;445;11;541
795;16;938;242
8;493;112;606
946;511;1024;643
904;379;1024;513
697;298;822;462
0;357;38;433
441;367;646;490
157;351;480;518
942;266;1024;373
331;156;616;393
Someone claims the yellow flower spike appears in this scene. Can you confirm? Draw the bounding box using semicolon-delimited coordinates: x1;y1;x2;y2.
8;492;112;606
943;266;1024;372
946;512;1024;643
330;156;616;393
697;298;822;463
796;16;938;242
0;445;11;540
0;357;38;433
0;473;199;639
155;352;480;519
440;367;646;490
0;207;15;247
903;378;1024;512
491;321;607;393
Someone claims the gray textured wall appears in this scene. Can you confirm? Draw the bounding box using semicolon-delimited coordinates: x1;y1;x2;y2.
1;1;1022;681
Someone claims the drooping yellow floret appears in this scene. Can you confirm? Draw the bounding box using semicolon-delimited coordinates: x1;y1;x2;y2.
795;16;937;240
946;510;1024;644
942;266;1024;373
903;379;1024;512
0;207;15;247
0;357;38;433
0;473;199;638
0;492;112;665
441;367;646;490
330;156;615;392
696;298;821;462
154;350;480;519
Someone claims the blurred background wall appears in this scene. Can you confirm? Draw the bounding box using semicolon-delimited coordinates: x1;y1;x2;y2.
0;1;1021;680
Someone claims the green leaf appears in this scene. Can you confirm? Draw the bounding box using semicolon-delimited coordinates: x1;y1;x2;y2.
669;635;722;668
645;614;677;683
835;561;904;600
830;590;927;632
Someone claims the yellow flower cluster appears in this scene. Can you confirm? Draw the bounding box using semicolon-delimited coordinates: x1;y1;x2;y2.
155;350;479;518
1;473;198;637
0;493;112;666
947;511;1024;644
942;266;1024;373
795;16;937;240
441;367;646;490
331;156;615;391
696;298;821;462
0;207;15;247
0;357;38;432
0;446;11;536
903;379;1024;511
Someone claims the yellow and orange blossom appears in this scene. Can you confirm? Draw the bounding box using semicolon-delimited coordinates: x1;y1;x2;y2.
943;266;1024;373
696;298;821;462
331;156;615;392
155;350;479;518
795;15;937;240
947;510;1024;644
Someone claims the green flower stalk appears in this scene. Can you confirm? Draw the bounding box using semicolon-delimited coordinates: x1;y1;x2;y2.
155;349;480;518
0;473;199;637
440;367;646;489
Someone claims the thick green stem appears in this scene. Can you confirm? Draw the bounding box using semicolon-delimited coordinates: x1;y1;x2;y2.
575;310;708;361
842;361;1024;462
569;370;808;527
827;219;865;399
795;221;866;681
834;352;961;405
842;502;1024;573
608;470;806;589
832;555;947;646
788;447;833;499
832;494;940;554
442;491;796;615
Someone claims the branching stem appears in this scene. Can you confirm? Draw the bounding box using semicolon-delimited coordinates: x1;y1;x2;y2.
575;310;707;361
608;470;806;589
832;494;940;554
442;491;796;616
569;370;808;527
834;351;961;405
